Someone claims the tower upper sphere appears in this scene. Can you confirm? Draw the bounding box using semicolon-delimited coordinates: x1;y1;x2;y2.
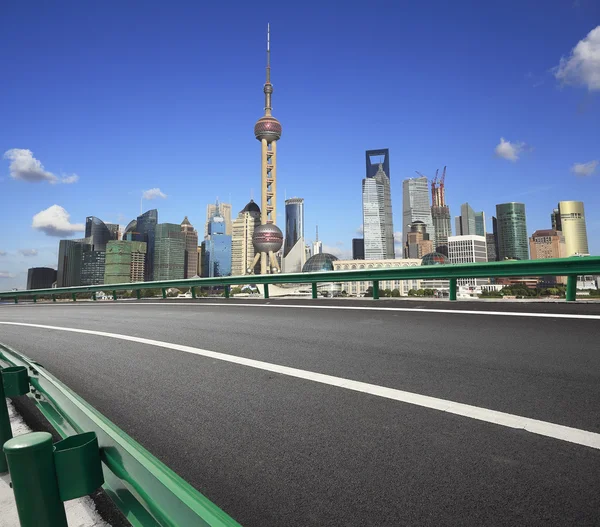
254;116;282;142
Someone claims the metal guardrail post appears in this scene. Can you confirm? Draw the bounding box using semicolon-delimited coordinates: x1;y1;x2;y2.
312;282;317;299
13;297;17;304
72;293;77;302
92;292;96;301
0;372;12;473
112;290;117;301
224;285;230;299
52;295;56;303
137;289;142;300
264;283;269;299
372;280;379;300
191;286;196;299
566;275;577;301
33;296;36;304
3;432;69;527
162;288;167;299
449;279;457;301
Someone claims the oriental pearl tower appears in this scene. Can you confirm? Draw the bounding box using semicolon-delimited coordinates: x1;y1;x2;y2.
251;24;284;274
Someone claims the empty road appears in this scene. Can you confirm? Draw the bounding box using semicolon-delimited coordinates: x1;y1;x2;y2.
1;298;599;526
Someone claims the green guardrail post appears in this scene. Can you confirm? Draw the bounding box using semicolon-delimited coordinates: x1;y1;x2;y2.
136;289;142;300
92;292;96;301
3;432;69;527
52;295;56;303
191;286;196;299
112;290;117;301
162;288;167;299
14;297;18;304
312;282;317;299
372;280;379;300
264;283;269;299
566;275;577;302
71;293;77;302
224;285;230;299
33;295;37;304
0;372;12;473
449;278;457;301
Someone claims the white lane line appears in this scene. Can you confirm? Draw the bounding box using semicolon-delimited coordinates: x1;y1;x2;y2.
1;321;599;450
12;300;600;320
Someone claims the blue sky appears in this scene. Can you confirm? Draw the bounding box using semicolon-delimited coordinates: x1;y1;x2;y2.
1;0;599;289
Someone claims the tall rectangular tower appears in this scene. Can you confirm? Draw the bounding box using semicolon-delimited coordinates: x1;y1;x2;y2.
403;177;434;248
363;150;394;260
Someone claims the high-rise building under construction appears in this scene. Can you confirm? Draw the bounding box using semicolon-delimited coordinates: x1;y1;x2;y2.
430;167;451;255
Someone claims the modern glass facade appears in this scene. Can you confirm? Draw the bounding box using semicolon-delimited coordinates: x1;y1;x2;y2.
284;198;304;257
475;212;486;237
27;267;57;289
403;176;434;249
153;223;185;281
181;217;199;278
81;250;106;285
57;239;89;287
558;201;588;256
136;209;158;281
231;200;261;276
352;238;364;260
205;216;232;277
363;163;394;259
302;253;338;273
496;203;529;260
85;216;117;251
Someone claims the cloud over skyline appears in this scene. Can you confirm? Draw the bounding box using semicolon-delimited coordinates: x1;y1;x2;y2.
555;25;600;91
571;160;599;177
494;138;529;162
32;205;85;237
0;271;16;279
142;188;167;200
18;249;38;257
3;149;79;184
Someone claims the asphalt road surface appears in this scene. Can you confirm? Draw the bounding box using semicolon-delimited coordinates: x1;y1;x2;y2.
1;298;599;526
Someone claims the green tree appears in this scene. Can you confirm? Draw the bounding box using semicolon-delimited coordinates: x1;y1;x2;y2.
383;288;392;298
391;289;400;297
416;289;425;297
408;289;417;296
230;287;243;296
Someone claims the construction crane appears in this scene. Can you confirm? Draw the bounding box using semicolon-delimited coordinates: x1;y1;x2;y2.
415;171;427;178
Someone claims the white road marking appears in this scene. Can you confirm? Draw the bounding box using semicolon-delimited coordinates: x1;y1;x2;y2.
1;320;599;450
5;300;600;320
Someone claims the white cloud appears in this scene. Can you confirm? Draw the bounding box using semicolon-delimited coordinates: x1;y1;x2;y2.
0;271;16;279
32;205;85;237
555;25;600;91
18;249;38;257
3;149;80;184
494;137;528;162
0;251;6;256
571;160;598;176
142;188;167;200
322;243;352;260
356;225;364;235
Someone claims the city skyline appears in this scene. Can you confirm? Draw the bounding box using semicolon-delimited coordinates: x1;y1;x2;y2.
1;4;599;288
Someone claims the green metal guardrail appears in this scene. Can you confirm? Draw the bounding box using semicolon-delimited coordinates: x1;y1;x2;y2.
0;256;599;302
0;342;243;527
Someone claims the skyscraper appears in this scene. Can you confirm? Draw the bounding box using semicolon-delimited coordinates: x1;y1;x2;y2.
485;233;497;262
205;216;232;277
205;202;232;237
474;212;486;237
403;176;434;248
282;198;306;273
551;208;562;232
448;235;488;286
136;209;158;281
363;153;394;260
252;25;284;274
153;223;185;281
529;229;566;285
557;201;588;256
57;239;89;287
231;200;261;276
352;238;365;260
430;168;451;256
404;221;433;259
180;216;199;278
455;203;475;236
104;240;147;284
496;203;529;260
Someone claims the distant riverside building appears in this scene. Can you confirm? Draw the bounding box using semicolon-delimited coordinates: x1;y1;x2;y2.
403;176;434;248
135;209;158;281
557;201;588;256
180;216;199;279
448;235;488;286
430;172;451;255
57;239;89;287
551;208;562;232
104;240;147;284
81;250;106;285
485;233;498;262
205;216;232;277
27;267;57;290
475;212;486;237
363;151;394;259
333;259;422;297
404;221;433;259
282;198;306;273
154;223;185;281
312;226;323;256
529;229;566;285
495;203;529;261
455;203;485;237
205;201;232;237
231;200;261;276
352;238;365;260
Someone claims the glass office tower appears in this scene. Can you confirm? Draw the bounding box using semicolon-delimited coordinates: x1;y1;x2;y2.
153;223;185;281
496;202;529;260
136;209;158;281
283;198;304;257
